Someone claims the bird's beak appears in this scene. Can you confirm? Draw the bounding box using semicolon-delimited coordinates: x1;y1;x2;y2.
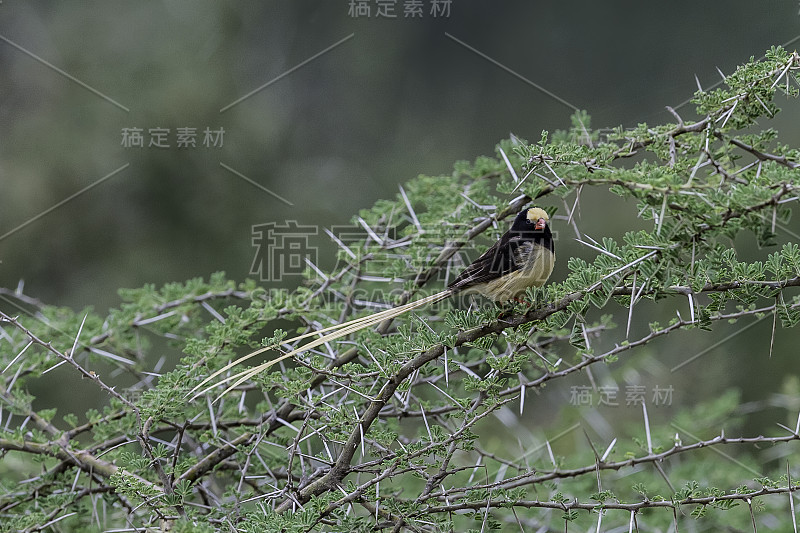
535;218;546;230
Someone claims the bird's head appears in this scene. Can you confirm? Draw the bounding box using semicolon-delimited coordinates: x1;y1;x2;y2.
511;207;550;232
526;207;550;231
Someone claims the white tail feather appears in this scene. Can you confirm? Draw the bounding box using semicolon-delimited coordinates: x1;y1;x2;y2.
188;290;452;400
187;298;425;398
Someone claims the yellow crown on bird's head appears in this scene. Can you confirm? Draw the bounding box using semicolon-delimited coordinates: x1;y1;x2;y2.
526;207;549;223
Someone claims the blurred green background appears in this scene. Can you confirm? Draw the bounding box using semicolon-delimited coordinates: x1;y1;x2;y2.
1;2;799;462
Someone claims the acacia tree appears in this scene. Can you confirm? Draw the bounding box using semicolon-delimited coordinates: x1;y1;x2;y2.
1;47;800;532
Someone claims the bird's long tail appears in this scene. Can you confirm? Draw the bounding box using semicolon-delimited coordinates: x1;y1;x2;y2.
188;289;453;401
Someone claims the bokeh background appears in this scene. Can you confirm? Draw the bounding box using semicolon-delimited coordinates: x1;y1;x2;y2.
1;1;799;470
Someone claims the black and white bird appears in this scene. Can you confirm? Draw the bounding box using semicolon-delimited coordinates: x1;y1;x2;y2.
190;207;555;399
447;206;555;301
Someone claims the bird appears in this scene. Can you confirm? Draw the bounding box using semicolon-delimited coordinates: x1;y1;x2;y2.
447;206;555;301
189;207;555;400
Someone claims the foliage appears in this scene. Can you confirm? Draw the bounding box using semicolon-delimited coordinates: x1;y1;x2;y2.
2;47;800;531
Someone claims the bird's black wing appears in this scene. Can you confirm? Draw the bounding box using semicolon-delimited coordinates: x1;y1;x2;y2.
448;232;527;293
